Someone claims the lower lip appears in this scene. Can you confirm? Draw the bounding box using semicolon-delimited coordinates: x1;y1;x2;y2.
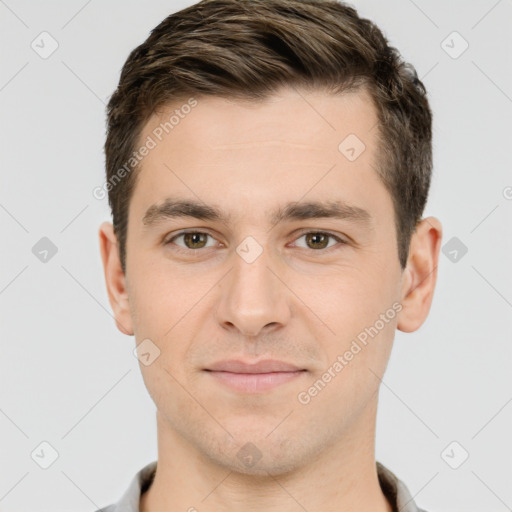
205;370;306;393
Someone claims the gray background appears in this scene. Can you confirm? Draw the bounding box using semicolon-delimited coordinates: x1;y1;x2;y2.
1;0;511;510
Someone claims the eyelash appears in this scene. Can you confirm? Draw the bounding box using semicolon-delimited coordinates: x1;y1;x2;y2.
164;229;347;254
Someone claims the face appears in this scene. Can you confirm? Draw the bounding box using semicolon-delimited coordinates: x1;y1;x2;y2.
101;86;430;476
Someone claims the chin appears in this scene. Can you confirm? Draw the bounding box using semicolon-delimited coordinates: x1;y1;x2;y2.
201;430;311;478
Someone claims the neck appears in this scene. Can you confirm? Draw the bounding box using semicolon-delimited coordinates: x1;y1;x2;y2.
140;398;393;512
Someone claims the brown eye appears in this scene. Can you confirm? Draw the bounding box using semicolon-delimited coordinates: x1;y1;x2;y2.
292;231;346;252
182;232;208;249
305;232;330;249
166;231;216;251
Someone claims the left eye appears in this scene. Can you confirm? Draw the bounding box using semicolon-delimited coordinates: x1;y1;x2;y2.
291;232;345;251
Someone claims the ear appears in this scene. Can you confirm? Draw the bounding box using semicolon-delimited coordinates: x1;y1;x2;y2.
397;216;443;333
98;221;134;336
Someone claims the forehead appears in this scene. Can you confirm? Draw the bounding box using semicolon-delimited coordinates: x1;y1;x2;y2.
129;86;390;229
146;86;378;151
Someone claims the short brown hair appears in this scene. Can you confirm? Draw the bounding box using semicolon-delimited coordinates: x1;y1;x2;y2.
105;0;432;274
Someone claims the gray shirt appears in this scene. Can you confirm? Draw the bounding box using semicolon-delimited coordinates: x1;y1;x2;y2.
95;460;428;512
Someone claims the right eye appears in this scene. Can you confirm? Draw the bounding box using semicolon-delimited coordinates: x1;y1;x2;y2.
165;230;219;252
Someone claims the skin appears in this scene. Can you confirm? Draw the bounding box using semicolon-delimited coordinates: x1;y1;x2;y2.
99;85;442;512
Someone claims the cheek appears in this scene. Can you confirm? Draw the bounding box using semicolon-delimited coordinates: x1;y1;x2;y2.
298;320;395;422
319;269;380;320
318;266;398;360
128;271;203;371
128;264;188;331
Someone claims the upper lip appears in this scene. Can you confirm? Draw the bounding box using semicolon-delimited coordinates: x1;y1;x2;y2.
205;359;304;373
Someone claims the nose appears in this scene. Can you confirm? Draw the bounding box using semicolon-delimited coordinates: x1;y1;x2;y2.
215;241;290;338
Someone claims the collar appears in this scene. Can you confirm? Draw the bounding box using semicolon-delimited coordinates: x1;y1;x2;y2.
100;460;427;512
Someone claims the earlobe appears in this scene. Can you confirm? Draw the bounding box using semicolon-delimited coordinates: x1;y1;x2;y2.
397;216;443;334
98;221;134;336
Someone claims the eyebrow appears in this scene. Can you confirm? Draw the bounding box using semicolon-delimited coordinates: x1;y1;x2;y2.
142;197;373;229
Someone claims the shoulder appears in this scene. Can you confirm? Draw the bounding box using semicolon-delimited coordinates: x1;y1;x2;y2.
91;460;157;512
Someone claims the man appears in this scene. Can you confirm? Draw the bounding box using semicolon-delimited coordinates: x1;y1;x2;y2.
97;0;442;510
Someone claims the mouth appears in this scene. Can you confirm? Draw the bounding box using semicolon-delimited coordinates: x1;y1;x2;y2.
203;359;308;393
